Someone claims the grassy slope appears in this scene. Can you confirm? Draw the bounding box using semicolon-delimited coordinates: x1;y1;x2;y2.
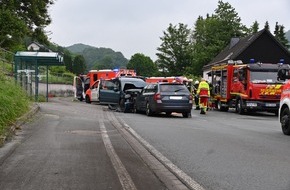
0;70;30;135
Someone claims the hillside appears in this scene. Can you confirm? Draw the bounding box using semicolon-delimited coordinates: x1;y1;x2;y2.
66;43;95;54
66;43;128;71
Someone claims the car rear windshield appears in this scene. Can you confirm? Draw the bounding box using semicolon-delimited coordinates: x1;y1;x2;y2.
160;84;188;92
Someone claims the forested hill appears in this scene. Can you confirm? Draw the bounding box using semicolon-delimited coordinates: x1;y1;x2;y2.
66;43;128;71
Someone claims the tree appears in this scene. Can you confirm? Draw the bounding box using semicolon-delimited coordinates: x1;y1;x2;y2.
64;53;73;73
127;53;158;77
0;0;55;49
274;22;290;49
0;9;28;49
264;21;270;31
73;55;86;75
156;23;192;76
191;16;224;75
214;1;247;38
191;0;247;75
249;21;259;34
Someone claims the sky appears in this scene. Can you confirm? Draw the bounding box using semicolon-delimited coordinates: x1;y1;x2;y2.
46;0;290;61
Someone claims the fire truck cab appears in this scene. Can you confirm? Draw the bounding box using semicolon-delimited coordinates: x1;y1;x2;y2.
210;60;287;114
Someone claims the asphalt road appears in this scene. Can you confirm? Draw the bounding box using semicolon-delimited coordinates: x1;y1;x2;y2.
1;97;290;190
0;98;189;190
116;105;290;190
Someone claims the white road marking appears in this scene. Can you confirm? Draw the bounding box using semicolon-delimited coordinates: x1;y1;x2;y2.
99;120;137;190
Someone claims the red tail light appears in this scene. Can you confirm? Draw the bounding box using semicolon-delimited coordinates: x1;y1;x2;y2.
154;93;161;101
189;95;193;100
189;95;193;103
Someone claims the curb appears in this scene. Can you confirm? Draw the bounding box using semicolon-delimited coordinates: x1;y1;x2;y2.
0;103;40;147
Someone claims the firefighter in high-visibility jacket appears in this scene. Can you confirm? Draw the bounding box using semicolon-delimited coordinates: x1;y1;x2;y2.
197;78;210;114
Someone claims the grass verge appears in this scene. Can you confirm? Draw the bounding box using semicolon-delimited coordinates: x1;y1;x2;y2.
0;71;30;137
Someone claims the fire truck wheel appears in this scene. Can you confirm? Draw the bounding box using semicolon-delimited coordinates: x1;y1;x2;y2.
281;107;290;135
236;99;245;115
217;101;228;112
217;101;222;110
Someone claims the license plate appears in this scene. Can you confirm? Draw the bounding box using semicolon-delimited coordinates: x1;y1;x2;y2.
170;96;182;100
265;103;276;107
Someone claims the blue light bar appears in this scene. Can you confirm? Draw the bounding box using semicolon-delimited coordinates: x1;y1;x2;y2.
250;59;255;63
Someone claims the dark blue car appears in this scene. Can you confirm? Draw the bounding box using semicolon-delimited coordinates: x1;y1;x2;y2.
135;82;193;117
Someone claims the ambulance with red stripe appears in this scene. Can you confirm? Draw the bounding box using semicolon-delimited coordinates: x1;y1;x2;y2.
73;69;136;103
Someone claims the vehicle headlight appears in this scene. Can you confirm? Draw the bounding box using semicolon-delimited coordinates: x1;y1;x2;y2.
125;94;131;99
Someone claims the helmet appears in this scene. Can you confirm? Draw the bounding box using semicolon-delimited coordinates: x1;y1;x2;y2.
194;80;199;85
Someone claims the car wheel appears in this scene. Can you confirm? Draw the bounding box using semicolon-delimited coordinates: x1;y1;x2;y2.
281;107;290;135
182;112;191;118
166;112;171;116
146;102;153;116
236;99;244;115
85;95;91;104
132;100;137;113
134;102;140;113
119;99;125;112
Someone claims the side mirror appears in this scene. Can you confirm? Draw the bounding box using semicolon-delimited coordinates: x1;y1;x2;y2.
277;69;290;81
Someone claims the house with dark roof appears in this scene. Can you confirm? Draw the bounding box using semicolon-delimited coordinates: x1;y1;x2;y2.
27;41;52;52
203;29;290;79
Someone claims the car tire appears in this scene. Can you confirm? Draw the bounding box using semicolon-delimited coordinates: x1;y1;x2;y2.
146;102;153;116
281;107;290;135
119;99;125;112
166;112;172;116
182;112;191;118
85;95;91;104
132;100;138;113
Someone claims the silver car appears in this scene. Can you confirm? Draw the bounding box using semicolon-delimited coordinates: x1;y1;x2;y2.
135;82;193;117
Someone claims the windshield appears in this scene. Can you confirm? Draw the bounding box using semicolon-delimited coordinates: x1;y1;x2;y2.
250;71;278;83
160;84;188;92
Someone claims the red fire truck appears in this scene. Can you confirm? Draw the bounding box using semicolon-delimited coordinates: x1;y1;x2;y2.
277;64;290;135
73;69;136;102
210;60;287;114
